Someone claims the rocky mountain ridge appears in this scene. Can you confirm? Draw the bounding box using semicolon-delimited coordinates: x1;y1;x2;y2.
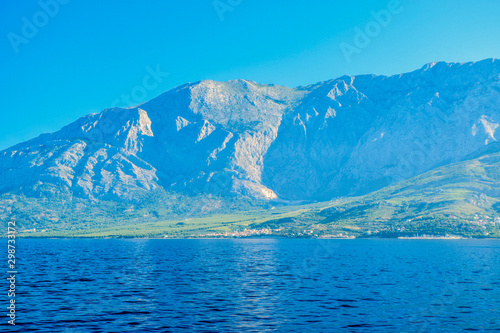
1;59;499;208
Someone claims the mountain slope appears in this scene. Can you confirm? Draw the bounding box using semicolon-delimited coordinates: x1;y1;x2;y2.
1;59;499;232
21;143;500;238
302;142;500;237
263;59;500;199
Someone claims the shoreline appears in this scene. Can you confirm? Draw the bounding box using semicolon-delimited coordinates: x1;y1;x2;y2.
4;235;499;240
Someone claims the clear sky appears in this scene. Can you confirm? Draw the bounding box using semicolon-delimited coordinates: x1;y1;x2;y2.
1;0;499;150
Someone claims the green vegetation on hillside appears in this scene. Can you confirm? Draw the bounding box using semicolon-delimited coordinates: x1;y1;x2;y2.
3;146;500;238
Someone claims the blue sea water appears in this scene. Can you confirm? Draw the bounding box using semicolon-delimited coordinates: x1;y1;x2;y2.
2;238;500;332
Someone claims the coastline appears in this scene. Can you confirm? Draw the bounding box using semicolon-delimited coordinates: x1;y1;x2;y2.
5;235;499;240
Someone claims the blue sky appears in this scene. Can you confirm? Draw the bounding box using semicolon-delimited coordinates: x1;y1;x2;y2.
1;0;500;150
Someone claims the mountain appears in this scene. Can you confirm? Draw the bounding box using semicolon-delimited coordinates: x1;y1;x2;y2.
1;59;500;234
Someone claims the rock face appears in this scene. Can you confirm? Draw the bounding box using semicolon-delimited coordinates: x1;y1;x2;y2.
264;59;500;200
1;59;499;203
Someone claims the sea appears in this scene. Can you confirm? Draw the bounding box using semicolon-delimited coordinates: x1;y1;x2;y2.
3;238;500;332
